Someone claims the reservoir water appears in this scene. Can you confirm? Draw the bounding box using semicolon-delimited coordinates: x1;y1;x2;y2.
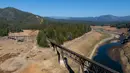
93;42;123;73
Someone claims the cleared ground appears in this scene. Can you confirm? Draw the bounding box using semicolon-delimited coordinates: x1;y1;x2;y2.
0;28;111;73
9;30;39;36
92;26;127;34
63;29;103;57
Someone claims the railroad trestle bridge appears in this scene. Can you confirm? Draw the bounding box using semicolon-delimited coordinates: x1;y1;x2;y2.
7;36;119;73
47;39;119;73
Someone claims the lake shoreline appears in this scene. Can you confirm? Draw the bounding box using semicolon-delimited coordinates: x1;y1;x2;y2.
93;39;123;73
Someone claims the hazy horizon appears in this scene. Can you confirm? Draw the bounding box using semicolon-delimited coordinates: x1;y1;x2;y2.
0;0;130;17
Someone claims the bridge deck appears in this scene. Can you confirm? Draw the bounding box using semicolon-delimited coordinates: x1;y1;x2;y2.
49;40;119;73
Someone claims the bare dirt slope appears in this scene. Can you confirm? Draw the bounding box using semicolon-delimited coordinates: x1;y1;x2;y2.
92;26;127;34
63;29;104;57
0;29;68;73
0;38;68;73
0;28;109;73
9;30;39;36
120;43;130;73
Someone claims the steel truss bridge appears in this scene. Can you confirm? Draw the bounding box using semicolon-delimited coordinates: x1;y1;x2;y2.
47;39;119;73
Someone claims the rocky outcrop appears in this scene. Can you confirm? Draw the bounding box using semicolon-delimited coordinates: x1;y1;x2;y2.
120;43;130;73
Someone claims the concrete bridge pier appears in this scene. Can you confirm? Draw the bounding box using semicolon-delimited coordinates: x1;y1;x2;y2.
53;45;85;73
59;50;66;67
79;63;85;73
56;48;60;63
50;42;56;52
54;47;64;65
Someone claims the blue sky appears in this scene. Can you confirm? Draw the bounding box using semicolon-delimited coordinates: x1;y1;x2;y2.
0;0;130;17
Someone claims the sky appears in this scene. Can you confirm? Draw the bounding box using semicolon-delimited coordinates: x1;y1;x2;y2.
0;0;130;17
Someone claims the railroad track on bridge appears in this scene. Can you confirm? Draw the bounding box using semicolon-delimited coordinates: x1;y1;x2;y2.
8;36;119;73
47;39;119;73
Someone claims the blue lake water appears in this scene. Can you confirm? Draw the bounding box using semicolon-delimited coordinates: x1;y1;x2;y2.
93;42;123;73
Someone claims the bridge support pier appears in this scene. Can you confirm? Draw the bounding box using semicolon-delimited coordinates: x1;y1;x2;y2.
49;41;119;73
51;43;56;52
79;64;85;73
59;50;66;67
63;57;74;73
56;48;60;63
55;47;65;67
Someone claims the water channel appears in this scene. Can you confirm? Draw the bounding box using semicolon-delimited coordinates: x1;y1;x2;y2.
93;35;127;73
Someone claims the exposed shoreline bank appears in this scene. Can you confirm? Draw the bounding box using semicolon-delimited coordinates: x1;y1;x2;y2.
120;43;130;73
89;32;115;59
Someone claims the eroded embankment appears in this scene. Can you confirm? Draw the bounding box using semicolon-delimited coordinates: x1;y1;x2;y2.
63;29;109;57
0;28;112;73
89;33;114;59
0;53;20;73
120;43;130;73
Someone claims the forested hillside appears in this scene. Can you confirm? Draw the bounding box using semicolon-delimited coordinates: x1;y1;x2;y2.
0;18;9;36
110;22;130;28
0;7;44;31
1;7;129;47
0;7;43;25
0;7;92;47
0;7;45;36
37;21;91;47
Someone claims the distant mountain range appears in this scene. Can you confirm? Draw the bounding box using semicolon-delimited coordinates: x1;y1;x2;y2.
50;15;130;22
0;7;130;25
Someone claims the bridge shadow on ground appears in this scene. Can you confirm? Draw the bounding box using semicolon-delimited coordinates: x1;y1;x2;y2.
63;57;74;73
